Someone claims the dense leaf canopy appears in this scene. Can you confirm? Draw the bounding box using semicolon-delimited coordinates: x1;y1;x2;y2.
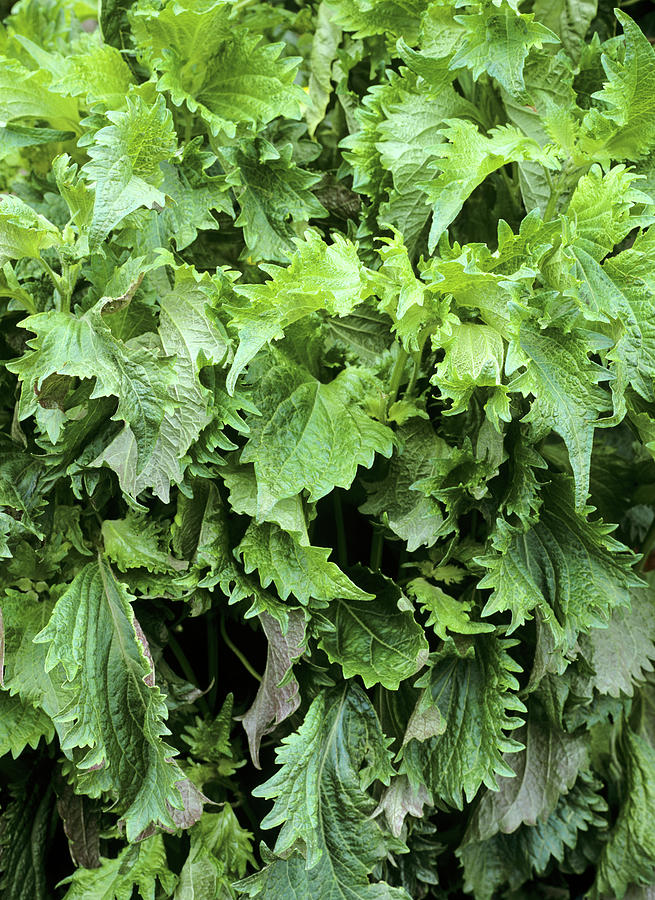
3;1;655;898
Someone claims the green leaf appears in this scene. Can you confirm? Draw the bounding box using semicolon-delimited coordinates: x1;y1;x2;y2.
241;685;409;899
478;477;640;648
451;2;559;97
329;0;426;41
316;567;429;690
575;585;655;699
458;772;608;900
176;481;290;629
407;578;494;641
226;232;373;392
580;11;655;163
221;462;309;544
593;728;655;898
223;137;326;264
239;610;306;768
102;512;187;574
360;422;449;552
92;264;229;501
306;1;342;137
99;0;133;49
237;522;373;606
60;835;177;900
569;163;649;262
0;195;62;264
0;58;79;130
433;322;509;423
508;315;613;508
33;558;187;841
2;589;66;720
0;768;55;900
465;707;589;840
532;0;598;61
175;805;254;900
0;690;54;759
422;120;557;248
400;634;525;809
240;361;394;516
29;34;137;109
82;91;177;248
131;2;305;138
8;300;177;482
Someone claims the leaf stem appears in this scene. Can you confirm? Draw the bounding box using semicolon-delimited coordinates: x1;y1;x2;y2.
220;615;262;682
387;347;409;413
207;615;219;712
638;515;655;573
543;174;562;222
332;490;348;568
370;527;384;571
38;257;63;299
166;631;211;717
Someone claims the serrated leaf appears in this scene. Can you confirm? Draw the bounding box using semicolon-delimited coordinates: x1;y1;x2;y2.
241;685;409;899
400;634;525;809
237;522;372;606
102;513;187;574
0;195;62;265
8;301;177;480
0;690;54;759
0;767;55;900
0;57;79;129
459;772;608;900
241;361;393;516
360;421;449;552
221;462;309;544
60;835;177;900
226;232;373;392
131;1;304;138
422;120;557;248
580;11;655;162
576;586;655;698
175;804;254;900
92;264;229;501
33;558;188;841
509;316;613;508
466;708;589;840
223;138;326;263
593;729;655;898
316;567;429;690
451;2;559;97
239;610;306;768
478;477;640;649
82;91;177;247
407;578;494;641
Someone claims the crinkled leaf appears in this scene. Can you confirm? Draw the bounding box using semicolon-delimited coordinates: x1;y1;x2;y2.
316;567;429;690
34;558;187;841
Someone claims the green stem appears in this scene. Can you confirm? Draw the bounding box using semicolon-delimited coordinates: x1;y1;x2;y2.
638;515;655;573
387;347;409;416
220;615;262;682
207;615;219;712
333;490;348;568
38;257;62;298
167;631;211;717
406;346;424;399
543;175;562;222
370;528;384;571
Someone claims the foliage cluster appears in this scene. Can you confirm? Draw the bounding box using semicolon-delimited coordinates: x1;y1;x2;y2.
3;0;655;897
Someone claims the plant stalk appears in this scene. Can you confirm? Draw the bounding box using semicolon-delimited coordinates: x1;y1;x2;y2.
220;615;262;681
167;631;211;717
